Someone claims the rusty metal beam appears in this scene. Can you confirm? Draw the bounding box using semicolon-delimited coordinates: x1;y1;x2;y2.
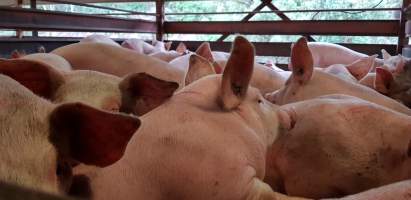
156;0;165;41
398;0;411;54
0;7;156;33
264;2;315;41
0;38;396;59
171;41;396;57
164;20;399;36
216;1;267;42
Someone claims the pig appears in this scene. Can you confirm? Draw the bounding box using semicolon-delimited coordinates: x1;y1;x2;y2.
72;36;288;200
318;55;376;83
380;49;407;73
371;66;411;108
151;39;172;53
265;94;411;198
149;42;188;62
265;37;411;115
0;74;140;195
20;53;72;71
336;180;411;200
0;59;178;116
51;42;186;90
79;34;120;47
306;42;383;68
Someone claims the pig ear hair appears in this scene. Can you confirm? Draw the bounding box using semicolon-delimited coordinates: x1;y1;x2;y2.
0;59;64;99
290;37;313;85
381;49;391;60
220;36;254;110
49;102;140;167
346;56;375;80
195;42;214;63
176;42;187;54
374;67;394;94
119;73;179;116
185;54;216;86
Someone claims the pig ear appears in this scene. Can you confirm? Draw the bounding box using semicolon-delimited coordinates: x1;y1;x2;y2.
212;61;223;74
346;55;376;80
374;67;394;94
195;42;214;62
119;73;179;115
381;49;391;60
164;41;172;51
176;42;187;54
290;37;313;84
185;54;216;86
277;108;296;131
10;50;25;59
49;102;140;167
38;46;46;53
0;59;64;99
220;36;254;110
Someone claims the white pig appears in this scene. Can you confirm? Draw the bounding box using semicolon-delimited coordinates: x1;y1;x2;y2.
265;37;411;115
0;59;178;116
73;36;288;200
79;34;120;47
51;42;186;90
0;74;140;195
265;94;411;198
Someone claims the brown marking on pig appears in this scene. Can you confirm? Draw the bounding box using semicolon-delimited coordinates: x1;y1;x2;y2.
49;103;141;167
119;73;179;115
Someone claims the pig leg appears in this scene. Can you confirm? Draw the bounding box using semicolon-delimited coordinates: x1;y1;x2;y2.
246;178;310;200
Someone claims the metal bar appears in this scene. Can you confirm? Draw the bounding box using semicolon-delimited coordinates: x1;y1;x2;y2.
170;41;396;57
216;1;266;42
397;0;411;54
164;20;399;36
265;2;315;42
16;0;24;38
40;0;156;16
30;0;38;37
0;7;156;33
156;0;164;41
165;7;401;15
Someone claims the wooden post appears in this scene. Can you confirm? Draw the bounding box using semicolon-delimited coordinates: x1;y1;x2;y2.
156;0;165;41
30;0;38;37
397;0;411;54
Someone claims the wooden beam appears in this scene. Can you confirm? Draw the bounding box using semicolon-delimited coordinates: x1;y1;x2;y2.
0;7;157;33
164;20;399;36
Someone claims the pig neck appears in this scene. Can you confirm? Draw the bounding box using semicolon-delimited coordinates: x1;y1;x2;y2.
85;77;270;200
314;70;411;115
0;77;57;194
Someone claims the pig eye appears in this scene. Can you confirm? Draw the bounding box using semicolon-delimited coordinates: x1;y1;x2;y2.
258;99;263;104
